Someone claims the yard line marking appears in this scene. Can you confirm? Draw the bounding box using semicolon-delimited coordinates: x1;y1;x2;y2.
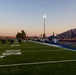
11;45;20;47
0;50;65;54
22;50;65;53
0;59;76;67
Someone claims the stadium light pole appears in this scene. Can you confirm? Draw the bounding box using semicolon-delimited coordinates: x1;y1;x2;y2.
43;15;46;38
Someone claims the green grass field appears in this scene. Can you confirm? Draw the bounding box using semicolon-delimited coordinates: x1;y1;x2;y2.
0;40;76;75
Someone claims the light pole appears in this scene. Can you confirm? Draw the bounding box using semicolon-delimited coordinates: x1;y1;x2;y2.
43;15;46;38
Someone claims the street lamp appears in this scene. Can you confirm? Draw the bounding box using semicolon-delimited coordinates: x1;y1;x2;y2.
43;15;46;38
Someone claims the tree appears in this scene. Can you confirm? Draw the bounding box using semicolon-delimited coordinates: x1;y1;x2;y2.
43;33;46;38
40;34;42;37
21;30;26;39
16;32;22;39
16;30;26;39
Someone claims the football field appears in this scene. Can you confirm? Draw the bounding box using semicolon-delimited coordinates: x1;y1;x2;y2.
0;40;76;75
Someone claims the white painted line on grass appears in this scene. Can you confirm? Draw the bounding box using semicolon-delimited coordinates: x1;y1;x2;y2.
22;50;65;53
11;45;20;47
0;59;76;67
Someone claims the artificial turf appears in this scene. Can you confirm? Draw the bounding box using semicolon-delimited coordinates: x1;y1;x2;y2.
0;40;76;75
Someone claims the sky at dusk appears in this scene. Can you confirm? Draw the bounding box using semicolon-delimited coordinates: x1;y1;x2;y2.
0;0;76;36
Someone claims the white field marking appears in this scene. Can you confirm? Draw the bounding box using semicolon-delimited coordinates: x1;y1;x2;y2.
0;59;76;67
30;41;76;51
11;45;20;47
22;50;65;53
0;50;22;58
6;50;21;52
0;56;5;58
0;50;65;54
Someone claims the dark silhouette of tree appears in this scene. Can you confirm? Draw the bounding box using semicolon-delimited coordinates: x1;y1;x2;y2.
16;32;22;39
40;34;42;37
21;30;26;39
16;30;26;39
43;33;46;38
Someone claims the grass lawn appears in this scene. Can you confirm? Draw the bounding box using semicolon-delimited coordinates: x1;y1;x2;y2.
0;40;76;75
